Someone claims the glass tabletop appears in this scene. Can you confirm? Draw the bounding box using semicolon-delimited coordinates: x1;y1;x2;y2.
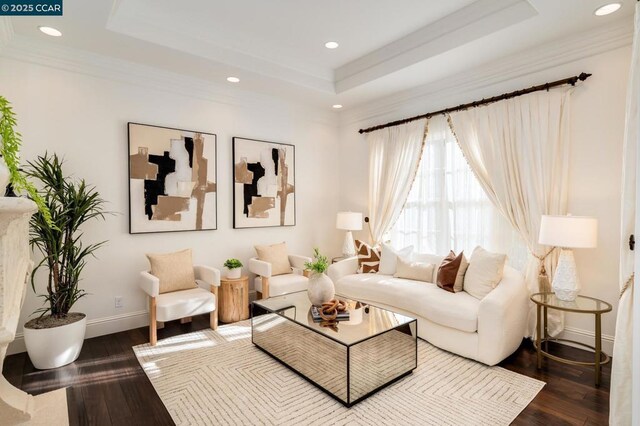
252;291;416;346
530;292;612;313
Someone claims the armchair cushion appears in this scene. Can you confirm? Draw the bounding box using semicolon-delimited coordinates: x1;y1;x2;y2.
146;249;196;293
155;288;215;322
254;242;292;276
254;274;308;297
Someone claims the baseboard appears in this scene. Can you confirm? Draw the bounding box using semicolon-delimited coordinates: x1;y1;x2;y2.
7;309;149;355
557;326;615;355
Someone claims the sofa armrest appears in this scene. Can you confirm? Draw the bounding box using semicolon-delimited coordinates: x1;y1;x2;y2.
477;266;528;365
327;257;358;283
289;254;312;270
140;271;160;297
194;265;220;288
249;257;272;278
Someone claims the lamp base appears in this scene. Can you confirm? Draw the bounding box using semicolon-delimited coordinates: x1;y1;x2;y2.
552;248;581;301
342;231;356;257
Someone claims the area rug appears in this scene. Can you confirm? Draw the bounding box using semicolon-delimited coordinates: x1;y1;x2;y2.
133;320;544;426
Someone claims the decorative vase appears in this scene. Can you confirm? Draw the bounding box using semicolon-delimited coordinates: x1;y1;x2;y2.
307;272;335;306
226;267;241;279
23;313;87;369
0;157;9;196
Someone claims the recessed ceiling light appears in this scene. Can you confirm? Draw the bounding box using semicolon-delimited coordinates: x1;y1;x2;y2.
594;2;621;16
325;41;339;49
332;104;343;109
38;26;62;37
226;76;240;83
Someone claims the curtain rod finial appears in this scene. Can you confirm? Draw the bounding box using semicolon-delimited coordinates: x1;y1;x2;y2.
578;72;592;81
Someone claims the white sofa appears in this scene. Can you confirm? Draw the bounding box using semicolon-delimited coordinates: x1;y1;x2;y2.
327;256;528;366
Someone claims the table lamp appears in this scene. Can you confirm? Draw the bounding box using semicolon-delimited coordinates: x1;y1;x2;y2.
538;215;598;301
336;212;362;257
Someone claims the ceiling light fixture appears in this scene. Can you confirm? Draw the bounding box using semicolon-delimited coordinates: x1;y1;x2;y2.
38;26;62;37
325;41;339;49
332;104;343;109
226;76;240;83
594;2;622;16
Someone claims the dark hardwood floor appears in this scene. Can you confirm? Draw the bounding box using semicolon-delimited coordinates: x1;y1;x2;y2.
3;315;610;425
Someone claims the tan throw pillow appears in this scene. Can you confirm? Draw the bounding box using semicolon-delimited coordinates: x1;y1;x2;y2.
355;240;380;273
437;251;468;293
146;249;196;294
394;257;434;283
464;246;507;300
255;242;292;276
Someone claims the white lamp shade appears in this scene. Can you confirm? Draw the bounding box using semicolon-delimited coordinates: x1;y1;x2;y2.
538;215;598;248
336;212;362;231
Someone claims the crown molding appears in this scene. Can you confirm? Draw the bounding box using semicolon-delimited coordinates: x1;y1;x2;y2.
0;17;14;49
0;35;337;127
341;15;634;127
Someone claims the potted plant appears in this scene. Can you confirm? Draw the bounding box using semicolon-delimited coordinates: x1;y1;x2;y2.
0;96;51;221
23;153;107;369
304;248;334;306
223;258;243;279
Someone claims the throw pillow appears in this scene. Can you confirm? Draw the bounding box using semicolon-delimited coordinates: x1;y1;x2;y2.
255;242;292;276
464;246;507;300
412;253;445;283
394;257;434;283
146;249;196;294
355;240;381;273
437;251;468;293
378;243;413;275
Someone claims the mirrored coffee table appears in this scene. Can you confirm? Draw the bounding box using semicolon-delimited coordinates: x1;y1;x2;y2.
251;291;417;406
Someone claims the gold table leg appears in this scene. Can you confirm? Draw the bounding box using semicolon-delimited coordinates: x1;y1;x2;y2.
595;313;601;387
536;304;542;369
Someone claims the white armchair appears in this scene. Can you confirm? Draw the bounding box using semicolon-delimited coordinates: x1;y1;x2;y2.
139;265;221;345
249;254;311;299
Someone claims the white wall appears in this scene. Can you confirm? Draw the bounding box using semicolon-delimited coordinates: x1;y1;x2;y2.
337;45;631;353
1;56;341;354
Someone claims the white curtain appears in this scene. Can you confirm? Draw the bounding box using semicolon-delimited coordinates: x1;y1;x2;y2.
367;119;427;245
610;3;639;424
448;88;572;337
390;115;527;270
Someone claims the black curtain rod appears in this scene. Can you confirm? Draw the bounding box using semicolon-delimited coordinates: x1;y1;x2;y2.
358;72;592;134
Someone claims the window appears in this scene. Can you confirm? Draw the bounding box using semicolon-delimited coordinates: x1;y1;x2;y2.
389;116;527;270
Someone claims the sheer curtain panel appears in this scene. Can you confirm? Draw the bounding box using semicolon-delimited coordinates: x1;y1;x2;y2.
448;88;572;337
366;119;427;245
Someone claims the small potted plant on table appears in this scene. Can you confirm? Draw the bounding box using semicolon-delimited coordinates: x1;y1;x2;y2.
224;258;243;279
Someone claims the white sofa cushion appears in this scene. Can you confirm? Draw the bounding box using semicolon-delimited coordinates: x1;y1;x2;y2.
464;246;507;300
155;287;215;322
378;243;413;275
255;274;308;296
335;273;480;333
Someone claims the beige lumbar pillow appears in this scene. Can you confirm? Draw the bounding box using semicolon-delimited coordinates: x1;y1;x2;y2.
464;246;507;300
394;257;434;283
146;249;196;294
255;242;292;276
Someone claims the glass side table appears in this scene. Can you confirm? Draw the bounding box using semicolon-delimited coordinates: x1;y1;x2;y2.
530;292;612;386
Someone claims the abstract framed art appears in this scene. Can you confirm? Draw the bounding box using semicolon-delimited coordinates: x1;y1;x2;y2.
128;122;217;234
232;137;296;228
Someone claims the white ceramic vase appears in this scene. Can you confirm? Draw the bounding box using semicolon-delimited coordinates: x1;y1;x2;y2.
307;272;335;306
0;157;9;195
226;267;241;279
23;314;87;369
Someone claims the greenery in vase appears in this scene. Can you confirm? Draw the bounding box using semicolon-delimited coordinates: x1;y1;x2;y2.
304;248;329;275
27;153;108;319
0;96;53;225
224;258;243;269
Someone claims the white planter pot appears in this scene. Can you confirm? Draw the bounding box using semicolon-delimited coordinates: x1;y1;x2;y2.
307;273;335;306
23;314;86;369
226;267;241;279
0;157;9;195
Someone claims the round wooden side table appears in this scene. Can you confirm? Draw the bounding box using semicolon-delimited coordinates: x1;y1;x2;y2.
530;292;612;386
219;275;249;323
